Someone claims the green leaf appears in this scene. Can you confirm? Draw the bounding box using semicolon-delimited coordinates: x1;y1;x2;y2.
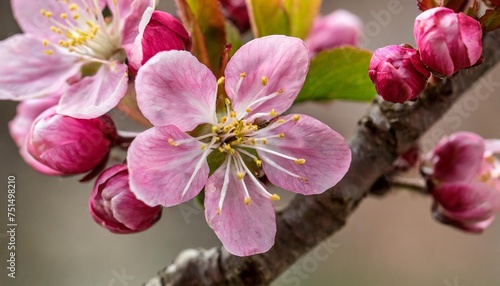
480;6;500;32
296;47;376;103
225;21;242;57
283;0;321;39
246;0;290;37
175;0;227;74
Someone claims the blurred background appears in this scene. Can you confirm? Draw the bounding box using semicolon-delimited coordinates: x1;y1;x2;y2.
1;0;500;285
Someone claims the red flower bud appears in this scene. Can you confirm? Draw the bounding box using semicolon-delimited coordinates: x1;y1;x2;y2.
414;7;482;77
26;107;117;175
219;0;250;33
369;45;430;103
89;164;162;234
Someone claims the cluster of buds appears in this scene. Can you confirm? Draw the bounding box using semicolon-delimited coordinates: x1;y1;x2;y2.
422;132;500;233
369;7;483;103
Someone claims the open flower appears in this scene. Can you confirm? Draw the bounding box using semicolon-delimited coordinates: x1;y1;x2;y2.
0;0;154;118
128;35;352;256
423;132;500;233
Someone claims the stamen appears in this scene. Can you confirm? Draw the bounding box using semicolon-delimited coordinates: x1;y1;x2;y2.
168;138;178;146
180;137;217;198
244;197;251;205
270;194;281;201
232;156;251;205
261;76;268;86
235;153;275;199
217;157;232;214
258;153;308;181
217;76;225;85
294;159;306;165
293;115;300;121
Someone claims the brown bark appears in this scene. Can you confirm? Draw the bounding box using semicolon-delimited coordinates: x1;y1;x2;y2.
144;30;500;286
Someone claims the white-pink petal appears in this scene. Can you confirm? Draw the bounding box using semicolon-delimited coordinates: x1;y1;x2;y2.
256;114;351;195
0;35;80;100
224;35;309;118
127;125;209;207
136;51;218;130
205;164;276;256
57;63;129;119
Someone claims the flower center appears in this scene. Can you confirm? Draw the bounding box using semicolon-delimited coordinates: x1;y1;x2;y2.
40;0;123;64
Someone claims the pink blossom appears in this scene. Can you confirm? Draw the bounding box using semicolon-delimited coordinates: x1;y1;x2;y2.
423;132;500;233
89;164;162;234
9;95;61;175
306;10;363;55
0;0;155;118
129;9;190;74
128;35;352;256
414;7;482;77
27;106;117;175
369;45;430;103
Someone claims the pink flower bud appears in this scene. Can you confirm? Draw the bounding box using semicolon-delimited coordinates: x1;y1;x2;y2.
26;107;117;175
369;45;431;103
414;7;483;77
9;96;62;175
130;10;191;73
306;10;363;54
219;0;250;33
424;132;485;183
89;164;162;234
423;132;500;233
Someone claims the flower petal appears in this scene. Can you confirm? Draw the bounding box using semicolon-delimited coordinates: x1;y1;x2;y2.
129;9;190;72
429;131;485;183
57;63;129;119
0;35;80;100
256;114;351;195
120;0;155;50
9;95;60;148
224;35;309;118
127;125;209;207
19;138;62;176
135;51;218;130
484;139;500;154
205;162;276;256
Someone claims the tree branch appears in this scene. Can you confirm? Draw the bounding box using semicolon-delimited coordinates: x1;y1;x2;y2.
144;30;500;286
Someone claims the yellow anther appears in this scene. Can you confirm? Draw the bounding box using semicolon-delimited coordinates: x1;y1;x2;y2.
294;159;306;165
252;125;258;131
45;11;53;18
261;76;268;86
221;116;227;123
240;72;246;78
218;147;225;153
225;98;231;106
262;139;267;144
481;172;492;182
73;13;80;20
278;119;285;123
237;172;246;180
279;133;285;139
270;194;281;201
255;159;262;167
217;76;225;85
42;39;49;46
230;111;236;118
293;115;300;121
269;109;278;117
40;9;47;15
215;137;221;142
212;126;218;133
250;138;256;145
246;108;252;113
278;88;284;94
485;155;495;164
244;197;251;205
43;49;54;55
230;149;235;155
60;13;68;19
217;207;221;215
168;138;178;147
69;3;78;10
201;145;207;150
